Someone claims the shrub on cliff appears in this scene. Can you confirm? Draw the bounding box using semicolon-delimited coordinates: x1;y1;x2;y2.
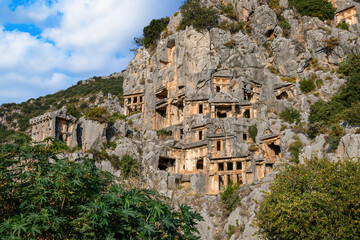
280;107;301;124
338;53;360;76
142;17;169;48
299;78;316;93
0;137;203;239
255;157;360;239
288;0;336;21
178;0;218;31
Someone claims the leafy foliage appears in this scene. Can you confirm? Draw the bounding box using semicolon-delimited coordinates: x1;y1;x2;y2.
338;53;360;76
66;103;82;119
277;15;291;37
299;78;316;93
288;136;303;163
224;39;236;48
119;154;140;179
279;107;301;124
0;76;124;134
218;3;237;20
84;107;109;124
142;17;170;49
156;129;173;139
288;0;336;21
0;124;15;143
0;137;203;239
249;124;258;142
255;157;360;239
178;0;218;31
336;21;350;31
220;184;241;212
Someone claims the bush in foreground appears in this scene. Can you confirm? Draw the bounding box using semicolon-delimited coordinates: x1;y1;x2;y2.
0;136;203;239
255;157;360;239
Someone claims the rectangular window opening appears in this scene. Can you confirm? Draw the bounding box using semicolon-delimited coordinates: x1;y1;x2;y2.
218;162;224;171
199;130;203;140
196;159;204;170
236;162;242;170
227;162;233;171
199;104;203;114
243;133;247;141
216;140;221;151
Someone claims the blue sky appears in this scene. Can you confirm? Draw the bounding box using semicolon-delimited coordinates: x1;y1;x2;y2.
0;0;182;104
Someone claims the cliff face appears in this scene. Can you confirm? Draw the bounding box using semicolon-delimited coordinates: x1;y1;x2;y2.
119;0;360;238
15;0;360;239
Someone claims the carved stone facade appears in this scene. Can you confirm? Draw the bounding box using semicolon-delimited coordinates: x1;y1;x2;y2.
29;109;76;146
329;0;360;26
124;71;281;194
124;92;145;115
336;6;358;25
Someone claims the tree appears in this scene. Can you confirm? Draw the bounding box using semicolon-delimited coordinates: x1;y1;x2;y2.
288;0;336;21
338;53;360;76
0;136;203;239
255;157;360;239
178;0;218;31
142;17;169;48
279;107;301;124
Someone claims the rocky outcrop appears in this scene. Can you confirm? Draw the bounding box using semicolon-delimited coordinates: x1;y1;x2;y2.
76;117;108;151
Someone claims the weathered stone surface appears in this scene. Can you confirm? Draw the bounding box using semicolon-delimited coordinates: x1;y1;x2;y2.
250;5;277;44
336;134;360;159
76;117;107;151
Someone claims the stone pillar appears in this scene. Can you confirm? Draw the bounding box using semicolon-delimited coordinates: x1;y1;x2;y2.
211;104;215;118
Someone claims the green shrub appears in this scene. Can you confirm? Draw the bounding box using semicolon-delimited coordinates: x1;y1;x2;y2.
66;103;82;119
299;78;316;93
220;183;241;212
323;37;340;51
0;124;16;143
328;135;341;151
156;129;172;138
178;0;218;31
281;76;296;83
336;21;350;31
288;0;336;21
255;157;360;239
229;21;245;34
249;124;258;142
218;3;237;20
288;135;303;163
277;14;291;37
268;66;280;74
280;107;301;124
224;39;236;48
119;154;140;179
333;73;360;108
269;0;285;15
0;138;203;239
142;17;169;49
338;53;360;76
309;100;344;124
316;78;323;87
110;112;127;122
84;107;109;123
341;102;360;126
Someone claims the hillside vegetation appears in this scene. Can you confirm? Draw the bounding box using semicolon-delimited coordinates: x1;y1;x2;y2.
0;136;203;239
0;75;124;139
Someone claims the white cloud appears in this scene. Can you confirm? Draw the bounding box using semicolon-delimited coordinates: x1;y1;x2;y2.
0;0;181;103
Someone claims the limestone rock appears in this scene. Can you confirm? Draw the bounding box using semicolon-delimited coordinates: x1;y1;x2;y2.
77;117;107;151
